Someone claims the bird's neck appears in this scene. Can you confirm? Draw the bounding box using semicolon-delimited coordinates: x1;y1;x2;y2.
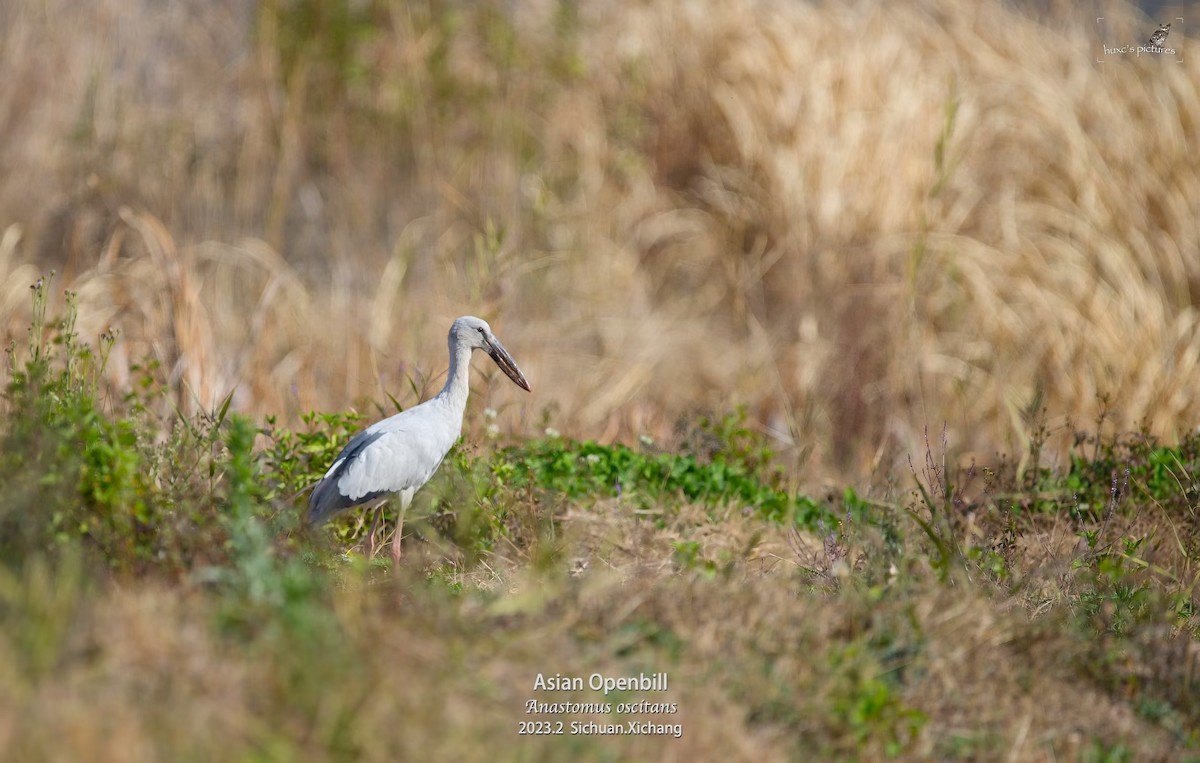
436;341;473;415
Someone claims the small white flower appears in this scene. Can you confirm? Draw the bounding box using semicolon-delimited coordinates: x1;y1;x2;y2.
485;423;499;438
484;407;497;421
639;434;654;447
585;454;601;465
544;427;561;438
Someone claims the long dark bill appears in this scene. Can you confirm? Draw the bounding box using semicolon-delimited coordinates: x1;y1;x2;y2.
486;338;531;391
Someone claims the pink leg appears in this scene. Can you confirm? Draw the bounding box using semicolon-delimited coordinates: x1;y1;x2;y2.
390;501;407;567
364;508;379;556
365;503;384;559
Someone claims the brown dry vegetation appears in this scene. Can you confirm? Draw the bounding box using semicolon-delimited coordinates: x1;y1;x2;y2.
0;498;1196;762
1;0;1197;477
1;0;1199;760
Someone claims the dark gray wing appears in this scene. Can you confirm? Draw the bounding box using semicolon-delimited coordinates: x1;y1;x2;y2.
306;430;390;524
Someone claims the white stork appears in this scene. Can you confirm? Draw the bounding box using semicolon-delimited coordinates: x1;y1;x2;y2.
306;316;530;562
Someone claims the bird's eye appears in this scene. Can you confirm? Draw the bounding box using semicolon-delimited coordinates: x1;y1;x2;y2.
477;327;485;335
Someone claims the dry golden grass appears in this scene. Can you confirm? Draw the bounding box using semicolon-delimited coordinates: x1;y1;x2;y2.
2;0;1198;483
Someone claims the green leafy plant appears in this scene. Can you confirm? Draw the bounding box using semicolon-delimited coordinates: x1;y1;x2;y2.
0;278;185;571
492;436;825;525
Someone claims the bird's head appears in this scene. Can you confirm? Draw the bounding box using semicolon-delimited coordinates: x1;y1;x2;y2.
451;316;532;392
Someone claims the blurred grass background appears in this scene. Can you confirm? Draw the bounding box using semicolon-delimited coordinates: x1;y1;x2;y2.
1;1;1199;760
2;0;1197;481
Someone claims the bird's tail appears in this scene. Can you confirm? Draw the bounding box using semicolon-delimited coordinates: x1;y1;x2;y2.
305;477;344;526
305;476;387;526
